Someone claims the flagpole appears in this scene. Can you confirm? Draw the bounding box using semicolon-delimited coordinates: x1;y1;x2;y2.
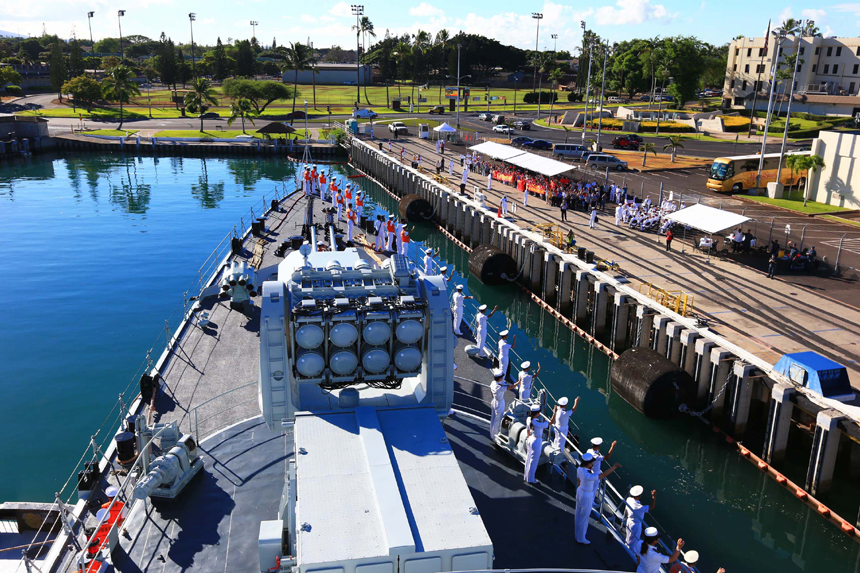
748;20;771;138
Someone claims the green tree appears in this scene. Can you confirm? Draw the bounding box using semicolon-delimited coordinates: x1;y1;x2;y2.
410;30;432;107
222;78;293;114
785;153;803;197
799;154;826;206
18;38;43;61
548;67;564;119
355;16;376;105
213;37;229;81
0;66;23;87
176;47;191;86
101;65;141;129
155;34;177;89
68;39;85;78
93;38;121;54
235;39;256;77
49;41;67;100
662;135;684;163
641;142;656;167
62;75;101;111
184;77;219;131
101;56;121;71
284;42;313;121
227;97;258;133
663;36;706;108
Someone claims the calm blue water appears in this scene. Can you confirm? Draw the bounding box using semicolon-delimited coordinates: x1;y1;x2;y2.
1;153;858;573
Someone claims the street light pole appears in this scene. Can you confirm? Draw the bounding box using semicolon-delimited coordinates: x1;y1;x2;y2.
776;20;811;190
655;68;669;136
456;43;462;129
188;13;197;80
551;33;558;55
756;28;786;189
351;5;364;109
531;13;543;102
87;11;94;44
250;20;257;41
117;10;126;61
581;22;593;146
596;43;609;147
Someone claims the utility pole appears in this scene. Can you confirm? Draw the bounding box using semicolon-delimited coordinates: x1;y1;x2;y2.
776;20;812;190
581;22;593;146
748;20;772;137
87;11;94;44
655;68;670;136
351;5;364;108
756;28;786;189
596;43;609;147
117;10;126;61
456;43;462;129
250;20;257;41
188;13;197;79
551;33;558;55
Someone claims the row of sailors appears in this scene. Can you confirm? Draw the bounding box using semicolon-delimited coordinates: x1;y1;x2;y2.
615;202;685;233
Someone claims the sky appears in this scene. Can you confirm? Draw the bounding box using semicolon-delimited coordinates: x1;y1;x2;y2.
0;0;857;50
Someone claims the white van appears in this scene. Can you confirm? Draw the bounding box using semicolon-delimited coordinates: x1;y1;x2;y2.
607;96;628;104
552;143;589;160
585;154;628;171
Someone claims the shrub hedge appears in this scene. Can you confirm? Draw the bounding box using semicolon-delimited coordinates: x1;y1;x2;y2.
4;85;22;95
584;119;694;132
523;91;558;104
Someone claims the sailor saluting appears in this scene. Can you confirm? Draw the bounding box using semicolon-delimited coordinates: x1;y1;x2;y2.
523;404;549;484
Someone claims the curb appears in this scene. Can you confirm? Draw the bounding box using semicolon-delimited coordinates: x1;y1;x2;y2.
733;195;860;223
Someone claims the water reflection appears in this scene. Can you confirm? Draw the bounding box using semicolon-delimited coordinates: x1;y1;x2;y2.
191;160;225;209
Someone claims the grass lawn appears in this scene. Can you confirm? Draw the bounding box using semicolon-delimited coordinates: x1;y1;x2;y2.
355;117;477;132
153;129;310;139
84;129;139;136
18;106;185;119
534;118;736;143
741;193;852;214
820;215;860;228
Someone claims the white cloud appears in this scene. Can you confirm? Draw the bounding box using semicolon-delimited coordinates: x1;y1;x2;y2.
774;7;793;27
594;0;677;26
409;2;444;17
834;3;860;15
328;2;353;17
452;3;594;51
301;15;318;23
700;1;705;9
203;17;216;25
801;8;827;20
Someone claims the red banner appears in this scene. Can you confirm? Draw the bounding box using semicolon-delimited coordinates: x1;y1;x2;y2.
492;171;515;185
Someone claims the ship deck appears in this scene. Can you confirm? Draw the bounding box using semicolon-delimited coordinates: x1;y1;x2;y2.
45;189;635;573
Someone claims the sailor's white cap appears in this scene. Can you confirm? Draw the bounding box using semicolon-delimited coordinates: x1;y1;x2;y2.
105;486;119;498
521;361;531;369
682;551;699;565
388;214;394;218
591;437;604;446
313;164;317;167
440;266;449;273
530;404;541;412
493;369;505;378
478;304;488;311
500;329;509;337
644;527;659;538
630;485;644;497
425;248;433;254
558;397;569;406
581;452;595;462
456;285;464;290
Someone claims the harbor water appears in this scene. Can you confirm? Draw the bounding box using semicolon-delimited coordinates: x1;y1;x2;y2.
1;153;859;573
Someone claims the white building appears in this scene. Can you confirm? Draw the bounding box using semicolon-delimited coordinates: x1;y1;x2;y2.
808;130;860;209
724;35;860;117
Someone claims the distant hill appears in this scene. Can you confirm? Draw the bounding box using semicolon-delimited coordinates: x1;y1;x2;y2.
0;30;24;38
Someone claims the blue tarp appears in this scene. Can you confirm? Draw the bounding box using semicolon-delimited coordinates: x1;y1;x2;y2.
773;352;853;400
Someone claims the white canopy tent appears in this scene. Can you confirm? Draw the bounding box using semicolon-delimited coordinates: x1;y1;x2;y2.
433;122;458;133
468;141;525;161
664;204;751;234
505;153;573;177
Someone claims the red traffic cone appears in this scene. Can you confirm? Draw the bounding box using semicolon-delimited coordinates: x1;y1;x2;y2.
497;206;502;218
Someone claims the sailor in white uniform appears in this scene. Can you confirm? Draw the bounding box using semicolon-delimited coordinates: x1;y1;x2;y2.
515;361;541;401
474;304;497;358
637;528;683;573
501;194;509;216
550;396;579;450
395;218;405;256
423;248;438;276
624;486;655;554
523;404;548;483
451;284;472;336
373;216;384;251
586;437;617;471
589;207;598;229
487;172;492;191
497;330;516;380
575;452;621;544
489;369;509;439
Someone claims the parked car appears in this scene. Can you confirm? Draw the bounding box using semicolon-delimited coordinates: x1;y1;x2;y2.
552;143;589;160
343;81;358;85
353;109;378;119
388;121;408;134
611;136;640;150
285;111;306;120
428;106;445;115
522;139;552;150
491;114;506;124
492;124;512;134
658;95;675;102
511;136;533;146
513;120;531;130
626;134;644;143
586;154;628;171
607;96;628;104
477;112;492;121
639;95;651;102
200;112;220;119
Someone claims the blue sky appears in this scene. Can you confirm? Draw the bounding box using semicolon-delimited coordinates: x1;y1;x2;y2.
0;1;856;49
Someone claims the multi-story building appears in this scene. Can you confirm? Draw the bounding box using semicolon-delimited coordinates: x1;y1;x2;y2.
724;35;860;117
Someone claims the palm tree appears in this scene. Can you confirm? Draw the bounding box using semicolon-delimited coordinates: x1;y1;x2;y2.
785;153;803;197
227;98;258;133
547;67;564;122
641;142;656;167
637;36;661;111
780;19;800;36
101;65;141;130
285;42;313;124
354;16;376;105
801;154;826;206
662;135;684;163
184;77;219;132
393;40;412;99
411;30;432;108
435;29;450;104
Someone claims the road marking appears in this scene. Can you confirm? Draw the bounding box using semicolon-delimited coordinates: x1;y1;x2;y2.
812;328;843;333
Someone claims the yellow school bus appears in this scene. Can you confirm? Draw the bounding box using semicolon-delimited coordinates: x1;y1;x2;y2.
706;151;810;193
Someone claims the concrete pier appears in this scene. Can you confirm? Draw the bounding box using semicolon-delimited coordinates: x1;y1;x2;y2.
709;349;734;418
611;294;632;352
694;339;717;403
763;383;795;464
806;409;843;495
728;362;757;436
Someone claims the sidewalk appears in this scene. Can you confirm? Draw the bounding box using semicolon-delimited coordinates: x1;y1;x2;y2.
387;136;860;387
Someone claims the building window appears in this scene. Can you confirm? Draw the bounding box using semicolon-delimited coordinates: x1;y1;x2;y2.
759;48;766;57
824;64;830;74
851;81;856;94
747;48;752;57
744;64;750;73
855;64;859;74
856;46;860;56
827;46;833;56
815;47;820;55
733;64;737;72
800;47;805;55
756;80;764;91
812;64;817;72
757;64;765;73
742;80;747;90
730;79;735;89
797;64;802;73
834;64;839;74
836;47;842;57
